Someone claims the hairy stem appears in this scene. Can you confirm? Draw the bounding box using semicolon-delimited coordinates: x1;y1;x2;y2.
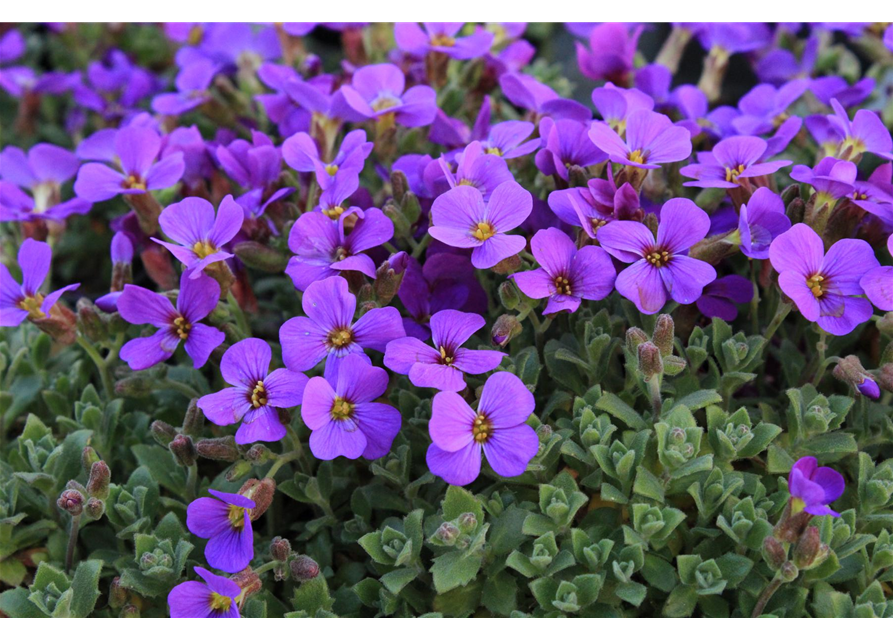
751;577;782;617
65;513;81;573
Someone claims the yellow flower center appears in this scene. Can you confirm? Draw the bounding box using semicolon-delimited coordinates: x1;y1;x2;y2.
439;345;454;365
458;178;475;186
724;164;746;184
18;293;46;319
173;316;191;340
330;397;354;420
322;205;344;220
553;276;572;296
471;221;496;242
208;592;232;612
325;164;339;176
430;34;457;47
485;147;503;156
227;504;246;530
192;240;217;259
472;414;492;444
627;149;647;165
122;174;147;190
646;249;671;267
806;274;826;299
250;380;267;408
327;327;353;348
371;96;399;113
791;497;806;515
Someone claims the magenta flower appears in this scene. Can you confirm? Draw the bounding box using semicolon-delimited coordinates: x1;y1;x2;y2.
301;353;401;460
335;63;437;128
769;224;879;336
535;117;607;181
117;271;225;370
591;85;655;133
153;195;243;278
426;371;537;486
384;310;504;392
737;187;791;259
575;23;642;83
152;60;218;115
847;163;893;225
511;228;616;315
860;235;893;312
788;456;845;517
285;207;394;291
197;338;308;445
598;198;717;314
394;22;494;60
0;239;79;327
186;489;255;572
168;567;241;618
0;144;91;222
680;136;791;189
74;125;185;202
283;129;373;190
589;109;691;170
429;181;532;269
695;275;754;322
279;276;404;378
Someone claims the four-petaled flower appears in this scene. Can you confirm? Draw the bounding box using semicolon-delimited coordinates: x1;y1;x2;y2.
859;234;893;312
736;187;791;259
186;489;256;572
788;456;845;517
680;135;791;189
0;238;79;327
589;109;691;170
168;566;241;618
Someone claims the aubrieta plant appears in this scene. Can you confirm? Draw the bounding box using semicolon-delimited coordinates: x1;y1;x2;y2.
1;21;893;620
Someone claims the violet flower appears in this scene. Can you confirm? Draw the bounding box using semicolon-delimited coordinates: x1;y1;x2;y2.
426;140;514;201
548;170;640;239
72;50;157;118
384;309;504;392
0;238;79;327
394;23;494;60
827;99;893;161
589;109;692;170
810;76;875;109
216;131;282;191
598;198;717;314
769;224;879;335
0;144;91;221
197;338;308;445
498;72;591;122
591;84;655;133
301;353;401;460
859;234;893;313
426;371;537;486
0;29;25;64
790;157;857;205
680;136;791;189
152;60;218;115
788;456;845;517
279;276;405;378
848;163;893;226
535;117;607;181
736;187;791;259
695;275;754;322
732;79;809;136
511;227;616;314
168;567;241;618
117;271;225;370
575;23;642;83
429;181;532;269
186;489;255;572
283;129;373;190
335;63;437;128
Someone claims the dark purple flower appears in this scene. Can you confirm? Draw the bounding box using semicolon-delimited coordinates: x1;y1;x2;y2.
498;72;591;122
117;271;225;370
187;489;255;572
598;198;716;314
732;79;809;136
152;60;218;115
280;276;404;378
857;378;881;400
548;169;640;239
72;50;157;117
197;338;308;445
0;144;91;221
283;129;372;190
168;566;240;618
680;135;791;189
74;125;185;202
426;371;537;486
335;63;436;128
788;456;845;517
216;131;281;191
695;275;753;321
429;181;531;269
535;117;607;181
511;227;616;314
154;195;242;278
859;234;893;312
575;23;642;83
384;310;503;392
589;109;691;170
301;353;401;460
769;224;878;335
394;23;494;60
736;187;791;259
0;239;79;327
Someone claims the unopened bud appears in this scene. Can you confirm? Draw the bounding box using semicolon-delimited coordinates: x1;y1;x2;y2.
492;314;522;348
779;560;799;582
637;342;663;380
491;254;522;275
232;567;263;598
57;489;84;516
233;241;289;273
240;478;276;520
169;434;196;467
289;555;320;582
536;424;553;442
270;537;292;562
498;280;522;310
109;577;128;609
434;522;460;545
82;446;101;471
626;327;649;351
457;512;477;533
32;305;78;345
652;314;675;356
120;604;140;618
762;536;787;571
878;364;893;393
373;253;408;305
662;355;687;376
245;444;270;463
84;497;105;520
77;299;107;343
390;170;409;202
86;461;111;500
857;378;881;400
226;460;252;482
833;355;879;400
567;164;590;188
181;398;204;436
792;526;824;569
196;436;241;461
116;375;154;398
878;312;893;336
151;420;178;447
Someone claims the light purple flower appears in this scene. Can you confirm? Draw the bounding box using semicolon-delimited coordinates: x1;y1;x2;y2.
153;195;242;278
847;163;893;225
769;224;879;335
810;76;875;109
575;23;642;83
0;239;79;327
589;109;692;170
788;456;845;517
598;198;717;314
535;117;607;181
168;566;240;618
384;310;503;392
197;338;308;445
429;181;531;269
548;170;640;239
279;276;404;378
695;275;754;321
426;371;537;486
732;79;809;136
737;187;791;259
394;22;494;60
859;235;893;312
117;271;225;370
186;489;255;572
0;29;25;64
0;144;91;221
216;131;282;191
680;136;791;189
426;140;514;201
283;129;373;190
301;353;401;460
511;228;616;315
74;125;185;202
498;72;591;122
790;157;858;202
335;63;436;128
152;60;218;115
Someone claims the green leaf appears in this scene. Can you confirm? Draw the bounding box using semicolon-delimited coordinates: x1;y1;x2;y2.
69;559;103;617
595;393;646;430
291;577;335;615
441;485;484;524
431;550;483;594
482;571;517;616
380;568;418;595
663;585;698;617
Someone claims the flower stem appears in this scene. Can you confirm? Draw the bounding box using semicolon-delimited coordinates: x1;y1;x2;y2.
751;577;782;617
648;376;662;418
763;301;792;343
411;234;431;259
811;329;830;386
76;335;114;399
65;513;81;572
186;464;198;502
227;291;250;337
264;450;303;480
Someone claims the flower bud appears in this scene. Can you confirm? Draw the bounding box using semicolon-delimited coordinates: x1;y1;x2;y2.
169;434;196;467
82;446;101;471
373;253;408;305
109;577;128;609
877;312;893;336
762;536;787;571
245;444;270;463
84;497;105;520
226;460;253;482
77;299;107;343
457;512;477;533
240;478;276;521
57;489;84;516
536;424;553;442
390;170;409;202
86;461;111;500
434;522;460;545
196;436;241;461
792;526;825;569
233;241;290;273
491;254;522;275
181;398;204;436
878;364;893;393
289;555;320;582
779;561;799;582
32;305;78;345
857;378;881;400
637;342;663;380
833;355;879;400
491;314;522;348
626;327;649;351
151;420;178;447
498;280;521;310
123;192;162;234
567;165;590;188
652;314;675;356
270;537;292;562
119;604;140;618
116;375;155;398
662;355;687;376
232;567;263;598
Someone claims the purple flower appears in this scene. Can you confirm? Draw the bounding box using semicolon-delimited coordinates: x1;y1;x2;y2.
511;228;616;315
426;141;514;201
216;131;282;191
117;271;225;370
197;338;308;445
769;224;879;336
72;50;157;117
598;198;716;314
280;276;404;378
112;231;134;265
591;85;655;134
848;163;893;225
152;60;218;115
153;196;243;278
285;207;394;291
732;79;809;136
0;144;91;222
695;275;754;321
670;85;710;136
0;239;79;327
498;72;591;122
426;371;537;486
696;23;771;55
186;489;255;572
810;76;875;109
384;310;503;392
74;125;185;203
589;109;691;170
335;63;437;128
0;29;25;64
429;181;531;269
547;170;640;239
827;99;893;161
176;23;280;70
788;456;845;517
168;566;241;618
575;23;642;83
790;157;858;203
680;136;791;189
535;117;607;181
737;187;791;259
394;23;494;60
301;353;401;460
283;129;373;190
859;234;893;312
